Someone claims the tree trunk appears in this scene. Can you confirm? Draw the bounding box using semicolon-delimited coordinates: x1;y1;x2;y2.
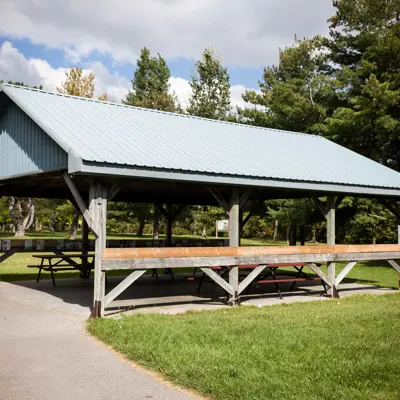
34;217;39;232
372;236;376;245
272;219;279;242
137;218;146;236
289;223;297;246
49;213;55;232
300;225;305;246
69;212;80;240
9;197;35;237
310;229;317;243
153;208;159;239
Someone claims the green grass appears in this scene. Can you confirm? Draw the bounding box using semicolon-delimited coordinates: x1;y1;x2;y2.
88;293;400;400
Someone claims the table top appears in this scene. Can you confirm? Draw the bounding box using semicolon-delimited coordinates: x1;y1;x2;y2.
33;253;94;259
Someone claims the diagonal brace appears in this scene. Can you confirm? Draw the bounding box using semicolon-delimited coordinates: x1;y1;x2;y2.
308;263;332;287
104;270;147;306
335;261;357;286
200;267;234;295
63;173;97;236
238;264;266;294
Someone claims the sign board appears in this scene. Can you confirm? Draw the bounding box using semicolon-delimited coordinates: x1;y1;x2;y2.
217;220;229;232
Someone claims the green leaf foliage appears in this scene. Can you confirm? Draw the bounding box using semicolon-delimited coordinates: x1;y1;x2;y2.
187;48;231;120
123;47;179;112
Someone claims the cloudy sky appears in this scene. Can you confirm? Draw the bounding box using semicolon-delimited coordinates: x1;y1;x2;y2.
0;0;334;108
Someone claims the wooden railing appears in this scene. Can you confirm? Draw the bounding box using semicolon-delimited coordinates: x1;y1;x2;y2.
100;245;400;312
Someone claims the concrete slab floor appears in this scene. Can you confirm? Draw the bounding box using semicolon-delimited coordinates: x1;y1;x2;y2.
2;273;398;317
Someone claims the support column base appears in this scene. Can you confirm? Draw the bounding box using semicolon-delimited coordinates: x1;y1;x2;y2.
328;286;339;299
90;300;102;319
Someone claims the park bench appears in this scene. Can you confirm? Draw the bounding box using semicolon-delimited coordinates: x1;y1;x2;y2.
28;253;94;286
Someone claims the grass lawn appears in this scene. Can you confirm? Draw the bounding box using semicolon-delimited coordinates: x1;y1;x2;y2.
88;294;400;400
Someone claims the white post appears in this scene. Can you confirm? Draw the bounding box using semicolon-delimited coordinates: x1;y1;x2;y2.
398;219;400;245
229;188;240;305
90;181;107;318
326;196;338;298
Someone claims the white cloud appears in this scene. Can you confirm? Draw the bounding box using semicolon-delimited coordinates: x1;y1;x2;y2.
0;41;130;101
169;76;192;109
1;42;260;110
0;0;334;68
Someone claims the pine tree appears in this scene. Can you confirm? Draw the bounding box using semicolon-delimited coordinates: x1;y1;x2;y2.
237;37;335;134
187;48;231;120
123;47;179;112
325;0;400;171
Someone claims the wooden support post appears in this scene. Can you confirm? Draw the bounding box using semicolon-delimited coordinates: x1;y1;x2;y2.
82;218;89;254
229;188;240;305
326;196;338;298
90;181;107;318
166;203;173;247
81;217;89;278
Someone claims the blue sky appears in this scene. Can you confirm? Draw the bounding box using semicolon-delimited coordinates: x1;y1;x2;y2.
0;0;334;107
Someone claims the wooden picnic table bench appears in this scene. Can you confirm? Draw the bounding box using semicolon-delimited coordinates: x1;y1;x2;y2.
196;262;327;298
29;253;94;286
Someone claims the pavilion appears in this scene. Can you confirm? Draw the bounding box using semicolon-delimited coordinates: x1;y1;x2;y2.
1;83;400;317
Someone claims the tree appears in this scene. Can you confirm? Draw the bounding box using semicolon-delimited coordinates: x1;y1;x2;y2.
8;197;35;237
324;0;400;171
123;47;179;112
187;48;231;120
237;37;336;134
98;92;111;102
57;68;95;98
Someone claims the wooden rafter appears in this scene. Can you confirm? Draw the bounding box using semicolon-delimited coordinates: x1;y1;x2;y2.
209;188;230;215
63;173;97;236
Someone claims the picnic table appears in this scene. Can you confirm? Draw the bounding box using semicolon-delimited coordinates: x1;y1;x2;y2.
196;262;327;299
29;253;94;286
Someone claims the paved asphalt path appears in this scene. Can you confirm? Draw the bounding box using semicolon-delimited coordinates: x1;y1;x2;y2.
0;282;198;400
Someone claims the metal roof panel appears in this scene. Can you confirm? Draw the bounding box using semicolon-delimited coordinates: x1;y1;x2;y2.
2;83;400;190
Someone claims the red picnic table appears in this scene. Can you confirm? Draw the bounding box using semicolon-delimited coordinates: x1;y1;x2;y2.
195;262;327;299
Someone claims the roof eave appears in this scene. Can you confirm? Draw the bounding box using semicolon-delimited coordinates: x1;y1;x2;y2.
74;162;400;198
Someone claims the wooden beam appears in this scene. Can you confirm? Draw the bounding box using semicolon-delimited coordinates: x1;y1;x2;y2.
209;188;230;215
326;195;338;297
313;197;327;217
104;270;146;306
388;259;400;274
103;244;400;260
90;181;107;318
240;211;254;231
102;251;400;271
335;261;357;286
200;267;234;295
239;190;251;209
154;203;169;220
107;184;120;201
172;204;186;221
379;198;400;219
0;247;21;264
237;264;266;294
63;173;96;236
229;188;240;304
308;263;332;287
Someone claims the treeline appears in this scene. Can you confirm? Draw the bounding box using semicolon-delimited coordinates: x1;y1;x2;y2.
1;0;399;243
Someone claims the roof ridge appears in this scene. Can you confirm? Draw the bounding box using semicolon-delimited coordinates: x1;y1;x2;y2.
0;83;323;140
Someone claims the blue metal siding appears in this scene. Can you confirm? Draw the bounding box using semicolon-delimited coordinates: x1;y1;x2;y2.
0;102;67;178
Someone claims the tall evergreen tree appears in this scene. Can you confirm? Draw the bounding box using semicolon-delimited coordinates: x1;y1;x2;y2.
325;0;400;171
237;37;336;134
187;48;231;120
123;47;179;112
